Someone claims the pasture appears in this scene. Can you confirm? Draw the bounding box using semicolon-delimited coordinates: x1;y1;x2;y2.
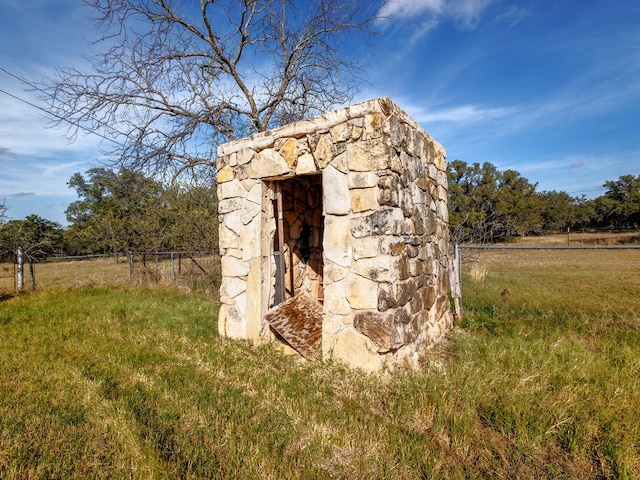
0;247;639;478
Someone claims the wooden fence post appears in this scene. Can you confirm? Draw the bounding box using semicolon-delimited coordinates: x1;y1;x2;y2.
29;261;36;291
129;252;134;280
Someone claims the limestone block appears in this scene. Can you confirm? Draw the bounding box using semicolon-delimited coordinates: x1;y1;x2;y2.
332;327;383;371
218;198;244;214
377;282;397;312
353;310;399;352
379;237;404;256
434;147;447;171
386;115;403;148
246;181;262;204
330;122;352;143
324;263;347;282
314;134;335;168
323;165;350;215
220;305;246;339
352;236;380;260
347;140;388;172
322;314;346;342
239;214;261;261
279;138;299;168
323;215;352;268
245;257;262;341
224;211;245;235
221;276;246;299
219;179;247;199
363;113;384;139
378;174;401;207
237;147;256;166
296;153;318;175
351;208;404;238
249;148;291;179
323;279;351;315
352;256;394;283
351;187;378;213
240;205;260;228
348;172;378;189
217;165;235;183
219;223;239;249
394;278;417;306
221;255;250;278
346;272;378;310
331;151;349;173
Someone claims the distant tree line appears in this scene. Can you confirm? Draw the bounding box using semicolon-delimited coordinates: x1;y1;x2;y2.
448;160;640;243
1;163;639;262
0;168;218;262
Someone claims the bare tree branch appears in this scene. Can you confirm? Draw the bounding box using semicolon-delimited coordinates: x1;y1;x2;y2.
41;0;380;179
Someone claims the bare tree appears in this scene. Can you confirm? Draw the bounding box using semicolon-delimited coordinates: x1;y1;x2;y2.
43;0;379;180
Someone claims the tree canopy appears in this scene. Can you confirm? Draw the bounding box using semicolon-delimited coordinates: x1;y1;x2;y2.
64;168;218;255
44;0;379;180
0;215;64;262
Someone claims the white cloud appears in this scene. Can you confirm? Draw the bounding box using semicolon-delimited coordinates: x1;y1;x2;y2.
379;0;497;30
379;0;444;19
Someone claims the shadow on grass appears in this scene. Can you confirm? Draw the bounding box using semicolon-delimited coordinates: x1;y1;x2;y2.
0;293;15;302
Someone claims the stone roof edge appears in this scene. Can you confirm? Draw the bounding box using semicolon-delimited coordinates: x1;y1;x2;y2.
216;97;431;157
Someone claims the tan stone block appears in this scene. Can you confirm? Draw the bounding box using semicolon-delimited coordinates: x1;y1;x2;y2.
219;179;247;199
346;140;388;172
221;276;246;299
346;273;378;310
239;214;261;261
219;223;239;249
323;165;350;215
314;133;335;168
323;279;351;315
352;236;380;260
352;256;394;283
279;138;299;168
237;147;256;165
245;257;262;342
363;113;384;139
330;122;351;143
332;327;382;371
249;148;291;179
217;165;235;183
348;172;378;189
323;215;352;268
221;305;246;339
351;187;378;213
221;255;250;278
295;153;318;175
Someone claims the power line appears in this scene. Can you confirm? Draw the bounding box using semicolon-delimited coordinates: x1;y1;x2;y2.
0;66;125;147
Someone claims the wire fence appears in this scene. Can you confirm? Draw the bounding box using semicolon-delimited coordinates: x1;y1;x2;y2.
0;251;221;297
452;243;640;316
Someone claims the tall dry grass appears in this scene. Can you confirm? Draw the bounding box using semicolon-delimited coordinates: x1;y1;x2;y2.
0;248;638;478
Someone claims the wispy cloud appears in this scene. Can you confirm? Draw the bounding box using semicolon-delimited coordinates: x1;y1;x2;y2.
379;0;498;37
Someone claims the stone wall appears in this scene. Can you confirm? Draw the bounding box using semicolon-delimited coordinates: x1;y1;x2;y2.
217;97;453;371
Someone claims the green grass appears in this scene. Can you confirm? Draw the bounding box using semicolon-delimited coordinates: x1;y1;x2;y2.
1;249;639;478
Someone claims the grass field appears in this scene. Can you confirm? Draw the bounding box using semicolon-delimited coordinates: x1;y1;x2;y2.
0;248;639;478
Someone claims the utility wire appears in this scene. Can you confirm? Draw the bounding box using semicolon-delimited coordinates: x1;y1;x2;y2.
0;66;126;147
0;87;125;147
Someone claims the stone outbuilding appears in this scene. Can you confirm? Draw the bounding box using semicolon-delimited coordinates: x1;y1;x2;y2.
217;97;454;371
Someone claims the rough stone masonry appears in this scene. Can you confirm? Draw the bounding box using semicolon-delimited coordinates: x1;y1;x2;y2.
217;97;454;371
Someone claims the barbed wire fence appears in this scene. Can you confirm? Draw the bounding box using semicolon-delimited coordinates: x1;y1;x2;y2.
450;243;640;317
0;251;221;297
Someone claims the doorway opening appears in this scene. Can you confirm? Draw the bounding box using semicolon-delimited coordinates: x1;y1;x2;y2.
266;174;324;357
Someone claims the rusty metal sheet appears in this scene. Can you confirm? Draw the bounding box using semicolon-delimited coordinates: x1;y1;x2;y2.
264;293;322;358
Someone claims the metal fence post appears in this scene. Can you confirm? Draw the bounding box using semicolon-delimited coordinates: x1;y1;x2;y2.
16;247;23;292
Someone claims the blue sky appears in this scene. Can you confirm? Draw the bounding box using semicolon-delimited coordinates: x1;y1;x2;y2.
1;0;639;225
